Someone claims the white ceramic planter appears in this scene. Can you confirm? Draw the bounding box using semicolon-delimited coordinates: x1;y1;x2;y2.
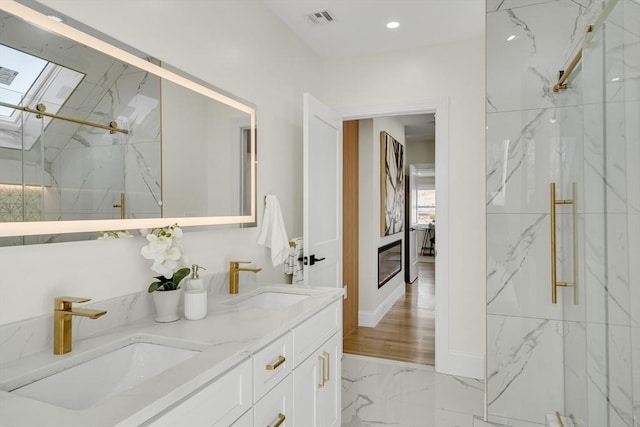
152;289;181;323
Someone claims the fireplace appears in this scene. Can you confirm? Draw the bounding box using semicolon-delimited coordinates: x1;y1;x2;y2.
378;240;402;288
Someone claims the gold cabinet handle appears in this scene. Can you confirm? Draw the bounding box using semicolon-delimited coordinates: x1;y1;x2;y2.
265;355;286;371
550;182;579;305
271;413;286;427
318;354;326;388
322;351;330;384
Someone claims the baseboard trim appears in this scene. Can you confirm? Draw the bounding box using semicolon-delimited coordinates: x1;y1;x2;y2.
358;283;405;328
441;351;484;379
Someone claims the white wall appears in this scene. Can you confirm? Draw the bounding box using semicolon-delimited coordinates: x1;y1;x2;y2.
324;38;486;356
358;117;405;318
0;0;323;325
406;139;435;166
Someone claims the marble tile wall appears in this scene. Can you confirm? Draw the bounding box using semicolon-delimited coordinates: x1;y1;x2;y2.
0;271;228;365
46;68;161;225
486;0;639;426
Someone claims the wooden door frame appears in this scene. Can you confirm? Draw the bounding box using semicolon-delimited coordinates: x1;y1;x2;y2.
342;120;359;337
337;99;453;375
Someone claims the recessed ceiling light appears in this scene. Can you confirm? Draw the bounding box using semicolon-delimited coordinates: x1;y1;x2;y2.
610;77;620;82
506;35;517;41
47;14;64;23
386;21;400;29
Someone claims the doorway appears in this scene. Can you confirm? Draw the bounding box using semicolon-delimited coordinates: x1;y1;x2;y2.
339;101;448;369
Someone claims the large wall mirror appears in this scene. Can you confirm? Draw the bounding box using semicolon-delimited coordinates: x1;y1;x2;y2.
0;1;256;246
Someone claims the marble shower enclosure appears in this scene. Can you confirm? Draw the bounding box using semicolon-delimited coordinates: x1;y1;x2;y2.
486;0;639;426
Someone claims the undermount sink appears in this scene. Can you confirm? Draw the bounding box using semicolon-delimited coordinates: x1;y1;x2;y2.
11;342;199;410
229;291;309;310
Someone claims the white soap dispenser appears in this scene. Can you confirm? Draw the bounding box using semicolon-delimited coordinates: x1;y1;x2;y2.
185;264;205;291
184;264;207;320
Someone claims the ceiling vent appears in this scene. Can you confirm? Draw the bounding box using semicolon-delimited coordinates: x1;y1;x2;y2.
306;10;336;25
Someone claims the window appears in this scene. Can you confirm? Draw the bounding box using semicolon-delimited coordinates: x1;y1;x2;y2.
417;188;435;225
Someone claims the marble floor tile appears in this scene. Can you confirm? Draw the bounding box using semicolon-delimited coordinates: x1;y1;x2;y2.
341;354;484;427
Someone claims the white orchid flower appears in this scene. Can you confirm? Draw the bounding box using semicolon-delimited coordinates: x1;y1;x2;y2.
142;224;188;285
151;259;177;278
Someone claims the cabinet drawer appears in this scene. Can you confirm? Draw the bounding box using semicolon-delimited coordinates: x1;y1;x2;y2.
292;301;341;366
253;331;293;402
231;408;253;427
146;358;252;427
254;374;293;427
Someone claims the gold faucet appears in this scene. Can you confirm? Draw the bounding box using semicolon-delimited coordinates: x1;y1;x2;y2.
229;261;262;294
53;297;107;355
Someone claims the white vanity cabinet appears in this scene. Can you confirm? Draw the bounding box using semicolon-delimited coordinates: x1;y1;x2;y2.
144;300;341;427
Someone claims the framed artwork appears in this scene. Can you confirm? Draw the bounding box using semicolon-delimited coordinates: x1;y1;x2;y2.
380;131;404;236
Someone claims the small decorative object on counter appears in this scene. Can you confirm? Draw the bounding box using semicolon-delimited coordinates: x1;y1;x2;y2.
141;223;190;322
184;264;207;320
185;264;206;291
184;289;207;321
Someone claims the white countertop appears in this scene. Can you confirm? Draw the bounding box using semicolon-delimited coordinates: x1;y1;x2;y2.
0;284;343;427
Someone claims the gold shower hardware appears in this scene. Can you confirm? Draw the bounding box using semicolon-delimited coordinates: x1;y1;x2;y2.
555;411;565;427
550;183;578;304
0;101;129;134
553;24;593;92
113;192;125;219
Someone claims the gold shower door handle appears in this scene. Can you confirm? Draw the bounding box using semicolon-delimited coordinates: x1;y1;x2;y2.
113;192;125;219
550;183;578;304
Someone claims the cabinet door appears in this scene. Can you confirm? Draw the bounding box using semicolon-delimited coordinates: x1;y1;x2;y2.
293;331;342;427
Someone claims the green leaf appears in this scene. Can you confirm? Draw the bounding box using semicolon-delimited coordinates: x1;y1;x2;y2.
148;281;162;293
172;267;191;287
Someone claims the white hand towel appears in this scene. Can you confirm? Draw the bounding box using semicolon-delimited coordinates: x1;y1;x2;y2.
257;194;290;266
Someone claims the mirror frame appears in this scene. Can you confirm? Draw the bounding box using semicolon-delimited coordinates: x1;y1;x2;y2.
0;1;256;238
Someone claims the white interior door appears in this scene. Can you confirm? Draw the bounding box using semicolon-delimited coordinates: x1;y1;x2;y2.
303;93;342;287
408;165;419;282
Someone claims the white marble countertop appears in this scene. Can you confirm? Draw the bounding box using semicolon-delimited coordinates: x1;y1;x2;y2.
0;284;343;427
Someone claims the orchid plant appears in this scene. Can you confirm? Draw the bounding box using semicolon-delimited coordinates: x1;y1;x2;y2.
97;230;134;239
141;224;190;293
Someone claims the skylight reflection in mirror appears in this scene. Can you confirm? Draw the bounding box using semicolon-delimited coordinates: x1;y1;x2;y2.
0;43;84;150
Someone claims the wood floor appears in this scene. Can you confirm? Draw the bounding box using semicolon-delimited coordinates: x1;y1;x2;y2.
343;261;435;366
